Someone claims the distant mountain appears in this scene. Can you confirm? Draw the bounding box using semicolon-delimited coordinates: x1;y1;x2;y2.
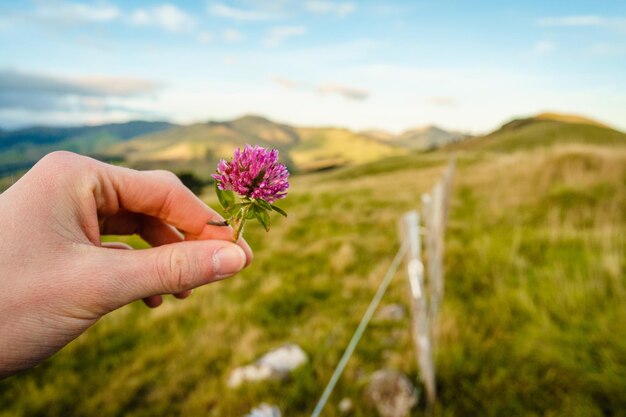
0;121;176;175
0;114;467;179
394;125;466;150
292;127;403;171
451;113;626;152
359;129;396;142
107;115;404;176
105;115;299;176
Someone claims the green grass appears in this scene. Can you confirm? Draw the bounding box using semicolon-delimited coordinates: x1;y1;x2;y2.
1;137;625;415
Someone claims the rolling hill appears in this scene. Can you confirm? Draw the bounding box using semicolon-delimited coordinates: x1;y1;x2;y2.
392;125;466;150
105;115;298;174
108;116;468;176
0;115;468;180
0;121;176;175
451;113;626;152
105;116;411;177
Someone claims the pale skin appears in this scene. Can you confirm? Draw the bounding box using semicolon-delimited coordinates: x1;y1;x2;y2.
0;151;253;378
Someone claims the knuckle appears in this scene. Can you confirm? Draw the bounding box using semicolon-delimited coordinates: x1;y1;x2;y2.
43;150;75;161
155;247;195;293
151;170;181;184
40;150;81;168
32;151;88;189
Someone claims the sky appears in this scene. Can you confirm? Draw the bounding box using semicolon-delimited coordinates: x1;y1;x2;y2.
0;0;625;133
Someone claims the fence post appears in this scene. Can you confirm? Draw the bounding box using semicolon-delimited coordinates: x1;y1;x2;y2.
429;160;455;359
402;211;436;406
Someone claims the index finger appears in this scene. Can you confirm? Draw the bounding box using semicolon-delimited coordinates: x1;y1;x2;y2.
103;166;221;236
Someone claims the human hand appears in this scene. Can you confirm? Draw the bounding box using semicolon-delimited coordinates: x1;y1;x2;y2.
0;151;252;378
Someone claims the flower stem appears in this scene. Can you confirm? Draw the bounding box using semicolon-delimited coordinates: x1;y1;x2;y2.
232;205;250;242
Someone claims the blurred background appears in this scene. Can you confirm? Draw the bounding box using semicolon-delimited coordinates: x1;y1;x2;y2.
0;1;625;416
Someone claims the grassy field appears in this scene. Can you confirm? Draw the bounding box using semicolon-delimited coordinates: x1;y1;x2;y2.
0;121;625;416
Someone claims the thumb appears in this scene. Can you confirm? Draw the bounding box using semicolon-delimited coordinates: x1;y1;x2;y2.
93;240;248;310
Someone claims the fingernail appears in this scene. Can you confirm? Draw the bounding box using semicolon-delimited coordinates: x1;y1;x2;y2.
213;245;246;279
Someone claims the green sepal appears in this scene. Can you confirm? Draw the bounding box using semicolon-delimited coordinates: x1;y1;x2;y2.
270;204;288;217
215;182;235;210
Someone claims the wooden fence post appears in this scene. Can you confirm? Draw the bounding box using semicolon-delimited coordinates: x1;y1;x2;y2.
402;211;436;406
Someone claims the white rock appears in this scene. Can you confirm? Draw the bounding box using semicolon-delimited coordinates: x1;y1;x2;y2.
364;370;418;417
228;344;308;388
338;397;354;414
245;403;281;417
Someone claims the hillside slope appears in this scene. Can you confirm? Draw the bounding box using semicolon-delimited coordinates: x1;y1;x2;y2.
0;121;176;175
291;127;404;171
452;113;626;152
109;117;406;175
394;125;466;150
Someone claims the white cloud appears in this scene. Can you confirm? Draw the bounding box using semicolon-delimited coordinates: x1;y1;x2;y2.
536;15;626;31
0;68;160;126
317;83;369;100
222;55;238;65
33;1;120;23
207;2;275;21
269;76;303;89
537;15;604;27
198;31;213;44
533;40;556;55
130;4;196;33
427;96;457;107
223;28;244;43
264;26;307;47
589;43;626;56
305;1;355;16
0;69;159;98
270;75;368;100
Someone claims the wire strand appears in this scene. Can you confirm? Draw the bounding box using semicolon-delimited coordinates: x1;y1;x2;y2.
310;240;409;417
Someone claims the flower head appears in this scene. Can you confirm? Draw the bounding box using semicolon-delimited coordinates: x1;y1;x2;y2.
212;145;289;204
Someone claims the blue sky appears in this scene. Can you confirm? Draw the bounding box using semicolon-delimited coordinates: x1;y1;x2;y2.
0;0;625;133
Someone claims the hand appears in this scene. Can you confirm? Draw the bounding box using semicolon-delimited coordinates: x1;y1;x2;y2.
0;151;253;378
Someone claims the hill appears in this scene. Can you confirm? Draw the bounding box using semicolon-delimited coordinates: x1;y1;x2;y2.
0;121;176;175
452;113;626;152
0;115;467;180
291;127;404;171
534;112;611;128
107;116;407;176
109;116;297;157
108;117;466;175
393;125;466;150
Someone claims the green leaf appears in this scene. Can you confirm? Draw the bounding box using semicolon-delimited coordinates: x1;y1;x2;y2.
270;204;288;217
256;199;273;211
254;207;271;232
215;182;235;210
246;205;256;220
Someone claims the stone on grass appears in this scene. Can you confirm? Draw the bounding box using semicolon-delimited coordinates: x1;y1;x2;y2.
245;403;281;417
228;344;308;388
364;370;418;417
338;397;354;414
